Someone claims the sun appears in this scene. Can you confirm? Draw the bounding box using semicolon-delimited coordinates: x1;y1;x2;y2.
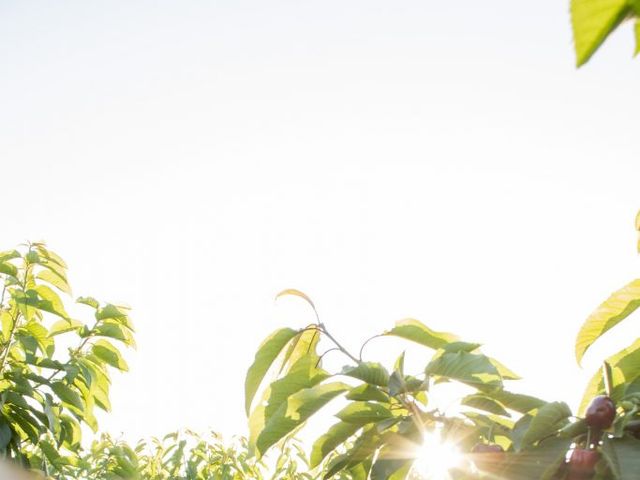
412;430;462;480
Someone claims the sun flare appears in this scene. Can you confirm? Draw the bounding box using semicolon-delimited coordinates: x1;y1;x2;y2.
412;430;462;480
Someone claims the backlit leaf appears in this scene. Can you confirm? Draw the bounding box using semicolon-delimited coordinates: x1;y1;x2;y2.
275;289;317;312
92;339;129;371
335;402;393;425
244;327;299;415
426;351;502;389
340;362;389;387
521;402;571;448
385;318;457;350
311;421;361;468
575;279;640;365
256;382;349;456
571;0;630;66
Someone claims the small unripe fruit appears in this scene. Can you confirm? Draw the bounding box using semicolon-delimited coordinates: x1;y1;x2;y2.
585;395;616;430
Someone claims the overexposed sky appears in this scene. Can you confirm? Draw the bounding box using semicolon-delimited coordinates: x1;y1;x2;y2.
1;0;640;444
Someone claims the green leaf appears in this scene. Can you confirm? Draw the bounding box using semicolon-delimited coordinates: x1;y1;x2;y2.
426;351;502;389
256;382;349;456
6;406;40;444
323;428;380;479
1;310;14;342
335;402;393;425
249;354;328;455
93;321;136;347
576;279;640;365
245;327;299;415
95;303;130;321
279;327;320;374
443;341;481;353
34;285;69;319
0;250;20;263
33;245;67;269
486;390;547;414
49;318;83;336
275;288;317;311
92;339;129;371
311;421;361;468
521;402;572;448
346;384;389;403
635;20;640;56
36;269;71;295
0;262;17;277
489;358;521;380
77;296;100;309
384;318;457;349
0;418;12;451
50;382;85;412
39;439;61;465
601;435;640;479
462;394;510;417
571;0;630;67
340;362;390;387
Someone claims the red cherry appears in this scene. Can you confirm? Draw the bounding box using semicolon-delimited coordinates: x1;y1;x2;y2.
585;395;616;430
471;443;504;453
567;448;599;479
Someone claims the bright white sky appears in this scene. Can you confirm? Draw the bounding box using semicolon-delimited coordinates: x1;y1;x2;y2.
1;0;640;446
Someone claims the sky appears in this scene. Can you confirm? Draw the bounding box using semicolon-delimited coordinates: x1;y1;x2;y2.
1;0;640;446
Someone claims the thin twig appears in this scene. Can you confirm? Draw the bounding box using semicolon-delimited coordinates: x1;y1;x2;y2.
358;334;383;362
318;323;360;364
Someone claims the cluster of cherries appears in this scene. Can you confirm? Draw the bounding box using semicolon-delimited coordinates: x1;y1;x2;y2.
469;395;616;479
567;395;616;480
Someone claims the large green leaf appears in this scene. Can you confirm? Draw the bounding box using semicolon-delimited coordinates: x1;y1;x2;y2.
483;389;547;414
93;321;136;347
571;0;631;67
340;362;390;387
311;421;361;468
462;394;510;417
36;269;71;295
244;327;299;415
0;261;17;277
0;250;20;263
601;435;640;479
323;427;380;479
346;384;389;403
425;351;502;389
279;327;320;374
49;318;83;336
92;339;129;371
576;279;640;365
50;382;85;413
335;402;393;425
256;382;349;456
384;318;457;350
249;354;328;455
14;285;69;320
520;402;571;448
